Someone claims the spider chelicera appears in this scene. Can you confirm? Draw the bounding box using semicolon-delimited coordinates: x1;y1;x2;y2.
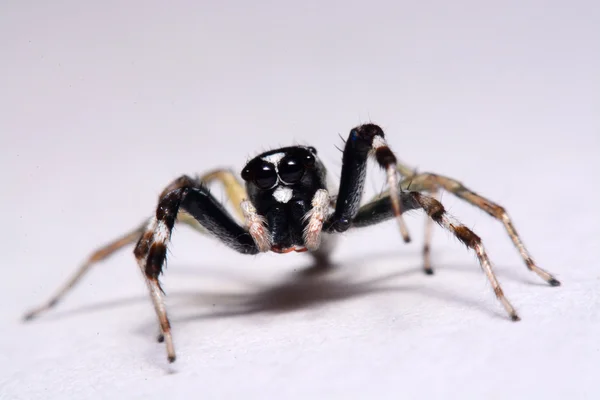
23;123;560;363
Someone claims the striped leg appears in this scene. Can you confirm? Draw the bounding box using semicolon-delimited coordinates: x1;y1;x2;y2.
410;192;521;320
396;171;560;286
22;169;248;322
422;189;439;275
326;124;410;242
22;222;148;321
133;176;261;363
352;191;522;320
167;169;248;234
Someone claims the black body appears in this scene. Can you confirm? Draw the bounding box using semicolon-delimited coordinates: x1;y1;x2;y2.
242;146;327;250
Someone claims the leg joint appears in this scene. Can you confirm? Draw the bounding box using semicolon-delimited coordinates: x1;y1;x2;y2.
454;225;481;248
159;175;196;198
133;231;153;259
145;242;167;279
375;147;397;166
494;286;504;299
329;217;352;233
156;188;188;222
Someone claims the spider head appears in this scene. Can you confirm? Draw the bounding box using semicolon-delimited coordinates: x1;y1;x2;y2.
241;146;325;206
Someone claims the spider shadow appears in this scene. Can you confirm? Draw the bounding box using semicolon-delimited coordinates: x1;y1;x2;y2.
34;247;546;332
134;251;530;339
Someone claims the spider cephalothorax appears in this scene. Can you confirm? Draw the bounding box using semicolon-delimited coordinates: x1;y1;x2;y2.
240;146;328;253
24;123;560;364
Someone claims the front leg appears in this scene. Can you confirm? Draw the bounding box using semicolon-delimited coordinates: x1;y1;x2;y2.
133;176;261;363
325;124;410;242
22;170;250;322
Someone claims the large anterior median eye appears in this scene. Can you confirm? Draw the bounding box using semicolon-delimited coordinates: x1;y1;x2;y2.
241;161;278;189
254;163;278;189
279;156;304;184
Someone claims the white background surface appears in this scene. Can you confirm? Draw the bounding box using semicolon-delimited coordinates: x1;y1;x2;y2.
1;1;599;399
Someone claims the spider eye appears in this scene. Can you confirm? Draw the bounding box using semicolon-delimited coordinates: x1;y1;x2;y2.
241;167;252;181
304;152;315;167
279;156;305;184
254;163;278;189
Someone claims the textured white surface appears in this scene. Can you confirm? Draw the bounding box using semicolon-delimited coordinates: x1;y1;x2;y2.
1;1;599;399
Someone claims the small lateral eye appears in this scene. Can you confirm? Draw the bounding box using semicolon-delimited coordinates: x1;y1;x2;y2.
279;156;305;184
254;163;278;189
304;152;315;167
307;146;317;154
241;167;253;181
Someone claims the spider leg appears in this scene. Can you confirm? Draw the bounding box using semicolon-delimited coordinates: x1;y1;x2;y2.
22;222;147;321
164;168;248;235
133;175;261;363
196;168;247;220
422;189;439;275
22;169;248;321
394;170;559;286
353;191;521;321
324;123;410;242
153;169;248;343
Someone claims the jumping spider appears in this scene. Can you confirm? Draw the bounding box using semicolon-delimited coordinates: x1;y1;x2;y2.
23;123;560;363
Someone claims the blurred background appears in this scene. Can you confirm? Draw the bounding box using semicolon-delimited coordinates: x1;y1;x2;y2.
1;1;599;399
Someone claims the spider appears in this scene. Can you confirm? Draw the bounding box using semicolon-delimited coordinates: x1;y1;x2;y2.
23;123;560;363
